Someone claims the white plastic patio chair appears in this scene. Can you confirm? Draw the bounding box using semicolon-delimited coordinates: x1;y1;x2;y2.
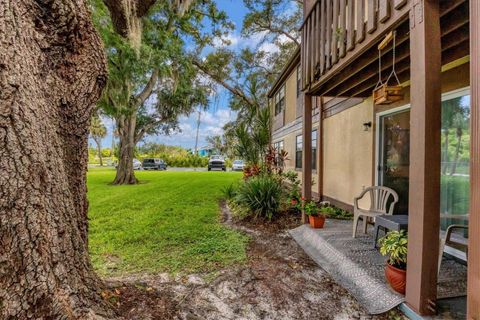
438;224;468;274
352;186;399;238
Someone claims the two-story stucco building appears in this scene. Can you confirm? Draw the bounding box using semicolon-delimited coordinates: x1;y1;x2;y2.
269;0;479;317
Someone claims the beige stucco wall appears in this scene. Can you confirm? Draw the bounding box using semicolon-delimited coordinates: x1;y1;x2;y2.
271;58;470;208
321;60;470;207
284;68;298;124
323;98;374;205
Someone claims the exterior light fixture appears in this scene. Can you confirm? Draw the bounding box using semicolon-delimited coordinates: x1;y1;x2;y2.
363;121;372;131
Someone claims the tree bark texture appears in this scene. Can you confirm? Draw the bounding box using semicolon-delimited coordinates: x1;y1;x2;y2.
103;0;157;38
0;1;113;319
113;113;138;185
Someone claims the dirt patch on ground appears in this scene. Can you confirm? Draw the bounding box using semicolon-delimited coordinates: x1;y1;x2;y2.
102;284;177;320
106;203;404;319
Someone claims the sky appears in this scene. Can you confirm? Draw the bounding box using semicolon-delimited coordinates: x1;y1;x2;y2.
92;0;274;151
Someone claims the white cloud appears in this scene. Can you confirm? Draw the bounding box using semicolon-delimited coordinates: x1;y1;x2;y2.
201;109;234;127
242;31;269;48
258;41;280;54
146;108;237;149
210;30;273;51
212;32;240;48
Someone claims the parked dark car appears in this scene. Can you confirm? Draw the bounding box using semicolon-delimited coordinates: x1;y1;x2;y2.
208;155;226;171
142;158;167;170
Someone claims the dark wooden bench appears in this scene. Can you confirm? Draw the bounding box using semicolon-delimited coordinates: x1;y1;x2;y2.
373;215;408;248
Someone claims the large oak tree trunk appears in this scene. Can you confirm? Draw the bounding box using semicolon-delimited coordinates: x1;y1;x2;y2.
0;1;114;318
113;113;138;185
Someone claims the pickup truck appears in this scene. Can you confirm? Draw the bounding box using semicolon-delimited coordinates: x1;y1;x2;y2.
208;155;226;171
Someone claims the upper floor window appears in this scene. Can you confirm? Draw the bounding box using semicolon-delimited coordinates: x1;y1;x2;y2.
274;85;286;116
296;65;301;97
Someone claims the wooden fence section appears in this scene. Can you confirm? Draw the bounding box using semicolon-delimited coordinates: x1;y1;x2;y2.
301;0;410;93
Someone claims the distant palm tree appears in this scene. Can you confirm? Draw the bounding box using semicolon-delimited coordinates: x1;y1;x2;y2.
90;115;107;166
234;107;271;165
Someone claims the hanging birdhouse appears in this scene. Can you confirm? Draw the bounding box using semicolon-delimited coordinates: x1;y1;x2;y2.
373;31;405;105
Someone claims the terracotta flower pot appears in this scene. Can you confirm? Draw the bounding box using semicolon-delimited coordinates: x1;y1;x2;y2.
309;215;325;228
385;263;406;294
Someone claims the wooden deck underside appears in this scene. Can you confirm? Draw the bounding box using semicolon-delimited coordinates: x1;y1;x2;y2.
303;0;469;97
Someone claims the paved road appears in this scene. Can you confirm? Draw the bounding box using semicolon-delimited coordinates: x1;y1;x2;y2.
88;165;240;173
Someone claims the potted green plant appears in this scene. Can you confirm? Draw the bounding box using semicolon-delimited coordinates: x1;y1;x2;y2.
378;230;408;294
302;198;325;228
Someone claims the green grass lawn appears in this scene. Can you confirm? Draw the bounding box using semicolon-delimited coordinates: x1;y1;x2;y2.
87;168;248;276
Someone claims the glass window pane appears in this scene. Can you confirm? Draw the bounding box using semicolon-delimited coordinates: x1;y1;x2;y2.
296;135;302;169
296;135;303;150
296;151;302;168
440;94;470;235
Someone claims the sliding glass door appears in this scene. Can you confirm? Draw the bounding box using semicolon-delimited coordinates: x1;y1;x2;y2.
440;90;470;240
377;108;411;214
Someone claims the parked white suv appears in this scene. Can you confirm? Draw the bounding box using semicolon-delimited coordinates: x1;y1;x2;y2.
232;160;245;171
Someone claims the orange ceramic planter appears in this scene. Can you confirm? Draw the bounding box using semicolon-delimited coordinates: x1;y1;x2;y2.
309;215;325;228
385;263;406;294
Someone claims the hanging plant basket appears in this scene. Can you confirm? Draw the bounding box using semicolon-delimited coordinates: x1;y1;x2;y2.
373;84;403;105
373;31;404;105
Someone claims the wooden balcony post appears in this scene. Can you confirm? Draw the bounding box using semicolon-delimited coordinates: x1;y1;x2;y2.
405;0;441;315
468;0;480;318
302;94;313;223
318;97;324;199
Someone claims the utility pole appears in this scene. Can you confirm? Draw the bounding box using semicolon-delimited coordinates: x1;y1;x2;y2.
194;106;201;155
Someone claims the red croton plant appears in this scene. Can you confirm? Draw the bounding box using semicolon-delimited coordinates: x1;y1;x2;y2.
243;146;289;179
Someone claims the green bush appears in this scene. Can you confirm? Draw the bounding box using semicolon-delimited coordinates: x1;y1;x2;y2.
319;206;335;216
137;154;209;168
235;175;282;220
227;200;252;220
222;183;238;200
440;175;469;215
322;206;353;220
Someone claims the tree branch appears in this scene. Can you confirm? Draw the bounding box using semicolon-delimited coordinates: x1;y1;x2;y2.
192;60;258;108
134;117;165;144
251;20;300;46
134;69;159;107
